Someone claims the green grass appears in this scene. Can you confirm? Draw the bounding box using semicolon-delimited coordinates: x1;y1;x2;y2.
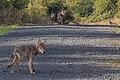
113;27;120;33
0;25;16;35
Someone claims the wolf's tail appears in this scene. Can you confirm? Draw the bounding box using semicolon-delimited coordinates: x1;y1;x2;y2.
7;54;19;68
7;46;17;68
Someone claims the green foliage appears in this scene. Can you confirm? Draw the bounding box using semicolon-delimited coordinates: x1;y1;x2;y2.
0;0;10;8
76;0;93;17
24;0;48;24
114;27;120;33
116;0;120;18
26;0;46;16
11;0;29;10
1;0;120;24
47;1;64;14
64;10;74;24
92;0;118;21
0;25;16;35
0;0;29;24
0;0;29;10
94;0;117;14
64;0;78;8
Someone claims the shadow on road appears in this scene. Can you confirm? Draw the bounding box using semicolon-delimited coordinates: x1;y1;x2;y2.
0;27;120;39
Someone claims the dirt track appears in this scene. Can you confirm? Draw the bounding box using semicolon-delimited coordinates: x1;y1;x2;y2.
0;25;120;80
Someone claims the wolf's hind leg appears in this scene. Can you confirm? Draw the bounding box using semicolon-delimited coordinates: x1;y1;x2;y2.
7;55;17;68
8;53;20;67
7;54;20;73
16;64;22;71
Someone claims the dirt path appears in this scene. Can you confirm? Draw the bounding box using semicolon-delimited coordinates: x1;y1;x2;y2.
0;25;120;80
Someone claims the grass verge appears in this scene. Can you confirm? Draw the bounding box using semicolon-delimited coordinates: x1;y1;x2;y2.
0;25;16;36
113;27;120;33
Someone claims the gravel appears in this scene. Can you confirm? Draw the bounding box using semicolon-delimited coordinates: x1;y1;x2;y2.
0;25;120;80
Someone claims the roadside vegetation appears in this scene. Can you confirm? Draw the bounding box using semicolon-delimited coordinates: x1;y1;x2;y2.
114;27;120;33
0;25;16;35
0;0;120;26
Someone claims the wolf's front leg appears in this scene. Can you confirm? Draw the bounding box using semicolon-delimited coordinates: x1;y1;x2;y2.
28;57;35;74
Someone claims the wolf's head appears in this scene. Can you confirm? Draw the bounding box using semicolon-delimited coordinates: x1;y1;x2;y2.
36;40;45;54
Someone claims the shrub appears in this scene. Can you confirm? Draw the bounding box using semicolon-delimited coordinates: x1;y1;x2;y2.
76;0;93;17
64;10;74;24
92;0;117;21
115;0;120;18
47;1;64;14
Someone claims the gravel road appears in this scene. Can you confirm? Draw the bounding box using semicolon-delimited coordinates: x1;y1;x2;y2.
0;25;120;80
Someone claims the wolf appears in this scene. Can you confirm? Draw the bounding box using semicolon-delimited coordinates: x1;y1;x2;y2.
7;40;45;74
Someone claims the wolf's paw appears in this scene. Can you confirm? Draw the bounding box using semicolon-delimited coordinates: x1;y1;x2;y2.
10;70;15;74
31;71;35;74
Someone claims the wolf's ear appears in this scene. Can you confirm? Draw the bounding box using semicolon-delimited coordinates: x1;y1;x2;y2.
44;39;46;43
38;39;41;43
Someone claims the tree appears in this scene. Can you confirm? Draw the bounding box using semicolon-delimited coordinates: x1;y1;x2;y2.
0;0;29;24
12;0;29;10
23;0;47;24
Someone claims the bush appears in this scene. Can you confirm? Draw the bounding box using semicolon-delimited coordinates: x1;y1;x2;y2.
24;0;48;24
64;10;74;24
76;0;93;17
92;0;117;21
0;0;29;24
47;1;64;14
0;25;16;35
11;0;29;10
115;0;120;18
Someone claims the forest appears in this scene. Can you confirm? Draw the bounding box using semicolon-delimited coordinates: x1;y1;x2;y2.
0;0;120;25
